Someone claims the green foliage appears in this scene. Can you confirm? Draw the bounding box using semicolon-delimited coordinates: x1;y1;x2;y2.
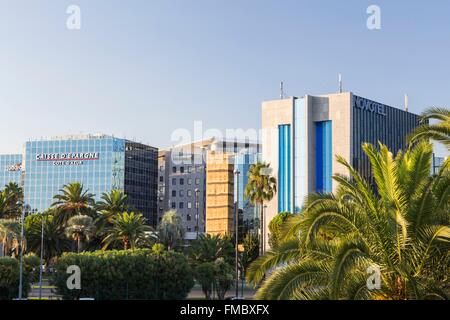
152;243;165;255
51;249;194;300
408;107;450;149
241;232;259;276
52;182;96;227
0;182;23;219
102;212;153;250
157;210;185;250
0;257;30;300
65;215;96;253
189;234;235;299
24;253;41;283
268;211;293;248
248;141;450;300
24;213;69;263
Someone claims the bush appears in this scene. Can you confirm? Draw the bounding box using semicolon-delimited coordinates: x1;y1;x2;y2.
51;249;194;300
24;253;41;283
0;257;30;300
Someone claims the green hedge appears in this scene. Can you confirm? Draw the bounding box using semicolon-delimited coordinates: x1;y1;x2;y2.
0;257;30;300
51;249;194;300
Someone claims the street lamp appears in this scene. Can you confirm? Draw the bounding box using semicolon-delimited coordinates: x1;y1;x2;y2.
194;188;200;239
18;205;28;300
38;212;45;299
233;168;240;298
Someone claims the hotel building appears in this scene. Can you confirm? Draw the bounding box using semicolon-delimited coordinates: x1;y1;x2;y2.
261;92;421;249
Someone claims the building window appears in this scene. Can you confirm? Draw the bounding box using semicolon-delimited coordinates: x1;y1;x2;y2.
180;178;184;185
187;202;192;209
159;166;164;172
187;214;191;221
159;176;163;182
196;166;202;173
172;178;176;185
187;178;192;185
171;202;176;209
278;124;292;213
316;121;332;193
188;166;192;173
187;190;192;197
179;190;184;197
172;166;177;173
172;190;176;197
179;202;184;209
180;166;184;173
195;178;200;185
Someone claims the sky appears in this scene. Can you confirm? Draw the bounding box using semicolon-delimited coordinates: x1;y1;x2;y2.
0;0;449;156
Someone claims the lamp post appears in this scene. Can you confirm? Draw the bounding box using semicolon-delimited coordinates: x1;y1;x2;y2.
18;206;26;300
233;168;240;298
195;188;200;239
38;212;45;299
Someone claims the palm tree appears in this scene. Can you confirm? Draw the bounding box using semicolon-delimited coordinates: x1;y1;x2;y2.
24;212;69;263
52;182;95;227
244;162;277;254
95;190;129;233
409;107;450;149
102;212;153;250
3;182;23;219
247;141;450;300
0;219;22;258
0;192;11;220
65;215;96;253
189;234;234;265
157;210;185;251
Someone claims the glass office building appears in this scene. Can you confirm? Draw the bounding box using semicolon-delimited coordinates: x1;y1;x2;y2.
234;153;260;237
23;135;158;225
0;154;23;188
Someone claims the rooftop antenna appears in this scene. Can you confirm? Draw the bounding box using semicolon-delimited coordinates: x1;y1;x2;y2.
404;94;409;112
280;81;284;99
338;74;343;93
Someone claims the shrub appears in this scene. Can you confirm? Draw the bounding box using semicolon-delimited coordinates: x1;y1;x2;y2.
51;249;194;300
24;253;41;283
0;257;30;300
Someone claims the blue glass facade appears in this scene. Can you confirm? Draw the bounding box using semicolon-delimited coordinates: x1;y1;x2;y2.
278;124;291;213
315;121;332;193
0;154;23;188
23;136;158;224
234;153;260;235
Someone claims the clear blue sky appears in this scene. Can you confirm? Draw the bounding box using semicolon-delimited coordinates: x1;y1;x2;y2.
0;0;449;156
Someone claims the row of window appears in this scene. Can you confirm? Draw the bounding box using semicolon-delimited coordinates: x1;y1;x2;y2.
169;201;199;209
159;177;202;185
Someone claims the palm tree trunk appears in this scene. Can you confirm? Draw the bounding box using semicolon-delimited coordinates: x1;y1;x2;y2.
77;236;81;253
260;201;264;256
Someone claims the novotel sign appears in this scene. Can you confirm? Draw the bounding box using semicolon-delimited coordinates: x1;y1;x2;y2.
353;96;387;116
36;152;100;166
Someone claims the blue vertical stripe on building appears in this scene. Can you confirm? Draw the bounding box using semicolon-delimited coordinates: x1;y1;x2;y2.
278;124;291;212
316;121;332;193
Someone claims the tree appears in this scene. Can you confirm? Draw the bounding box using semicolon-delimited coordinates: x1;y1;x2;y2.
247;141;450;300
52;182;96;227
241;232;259;276
0;193;11;220
95;190;129;232
24;212;69;263
102;212;153;250
3;182;23;219
244;162;277;254
65;215;96;253
189;234;235;299
0;219;22;258
268;211;293;249
408;107;450;149
189;234;234;266
157;210;185;251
